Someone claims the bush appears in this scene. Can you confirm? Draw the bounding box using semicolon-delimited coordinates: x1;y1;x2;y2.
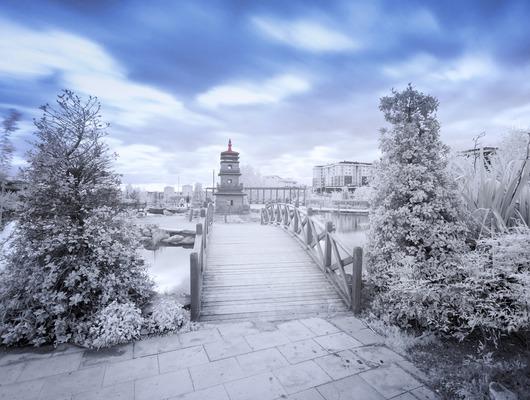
145;297;189;335
0;92;154;347
372;228;530;341
90;301;143;349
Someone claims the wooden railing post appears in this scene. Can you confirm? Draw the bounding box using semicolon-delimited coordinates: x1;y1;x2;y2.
306;207;313;245
293;209;299;233
196;223;203;269
190;252;200;321
351;247;363;314
324;221;333;270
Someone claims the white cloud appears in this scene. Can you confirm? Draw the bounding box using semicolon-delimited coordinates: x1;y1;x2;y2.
382;53;498;83
196;74;310;109
0;19;215;127
252;17;360;53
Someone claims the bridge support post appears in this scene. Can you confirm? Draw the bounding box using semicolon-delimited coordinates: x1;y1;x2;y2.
351;247;363;314
190;252;200;321
324;221;333;270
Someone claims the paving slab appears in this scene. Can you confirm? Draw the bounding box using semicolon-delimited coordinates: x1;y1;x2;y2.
410;386;440;400
391;393;417;400
17;351;84;382
158;345;209;373
286;388;326;400
316;374;385;400
215;321;260;337
396;360;430;383
273;360;332;394
299;318;340;336
134;369;194;400
224;372;286;400
0;378;44;400
349;328;385;345
360;365;423;398
314;350;371;380
244;330;291;350
277;320;315;341
73;382;134;400
188;357;246;390
351;345;405;367
0;348;52;367
81;343;133;368
133;334;182;358
0;361;24;385
179;328;222;348
39;366;105;399
278;339;328;364
313;332;363;353
236;348;289;375
103;354;159;386
168;385;230;400
329;316;366;335
204;336;252;361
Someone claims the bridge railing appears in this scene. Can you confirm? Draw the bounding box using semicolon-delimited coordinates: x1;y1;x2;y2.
261;202;363;314
190;202;214;321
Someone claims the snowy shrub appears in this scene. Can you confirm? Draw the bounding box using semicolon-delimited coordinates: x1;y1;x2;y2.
367;85;473;337
0;91;153;346
90;301;143;349
145;297;189;334
367;85;467;287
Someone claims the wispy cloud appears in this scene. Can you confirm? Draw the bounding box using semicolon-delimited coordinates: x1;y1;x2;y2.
252;16;360;53
0;19;215;127
382;53;498;83
196;74;310;108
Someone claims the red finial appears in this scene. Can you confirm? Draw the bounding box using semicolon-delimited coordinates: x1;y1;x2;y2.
228;138;232;151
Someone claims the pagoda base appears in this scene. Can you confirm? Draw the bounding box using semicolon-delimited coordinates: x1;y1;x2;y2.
215;193;249;214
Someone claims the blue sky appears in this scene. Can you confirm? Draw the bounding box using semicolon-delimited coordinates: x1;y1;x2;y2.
1;0;529;188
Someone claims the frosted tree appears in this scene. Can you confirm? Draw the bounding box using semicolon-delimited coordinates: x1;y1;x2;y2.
368;85;467;294
0;91;153;346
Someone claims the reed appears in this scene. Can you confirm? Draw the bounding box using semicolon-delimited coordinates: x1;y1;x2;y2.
455;133;530;238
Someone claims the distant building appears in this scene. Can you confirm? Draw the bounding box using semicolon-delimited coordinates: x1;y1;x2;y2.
163;186;175;202
313;161;373;193
182;184;193;197
262;175;298;187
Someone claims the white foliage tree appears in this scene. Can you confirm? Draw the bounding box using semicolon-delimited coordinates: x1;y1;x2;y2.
0;91;153;346
367;85;467;328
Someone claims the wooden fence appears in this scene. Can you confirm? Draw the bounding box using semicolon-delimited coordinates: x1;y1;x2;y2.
190;203;214;321
261;203;363;313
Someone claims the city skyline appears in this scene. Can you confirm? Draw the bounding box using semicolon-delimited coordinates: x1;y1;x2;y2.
2;1;530;186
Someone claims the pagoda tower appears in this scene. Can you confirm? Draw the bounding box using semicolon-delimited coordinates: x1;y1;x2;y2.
215;139;249;214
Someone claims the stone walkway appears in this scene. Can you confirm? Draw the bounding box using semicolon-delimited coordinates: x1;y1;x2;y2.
0;316;439;400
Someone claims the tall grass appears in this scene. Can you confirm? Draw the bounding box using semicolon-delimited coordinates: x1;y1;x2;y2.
454;132;530;238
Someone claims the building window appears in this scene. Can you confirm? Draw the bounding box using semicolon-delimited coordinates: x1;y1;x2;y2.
227;164;232;169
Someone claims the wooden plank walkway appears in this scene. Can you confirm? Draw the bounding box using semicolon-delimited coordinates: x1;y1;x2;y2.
200;223;350;322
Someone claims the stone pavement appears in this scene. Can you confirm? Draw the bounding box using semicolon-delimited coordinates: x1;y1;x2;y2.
0;316;439;400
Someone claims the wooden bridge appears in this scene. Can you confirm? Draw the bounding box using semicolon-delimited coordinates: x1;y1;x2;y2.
189;203;363;322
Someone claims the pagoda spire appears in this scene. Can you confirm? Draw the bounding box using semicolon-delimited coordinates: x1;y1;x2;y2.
228;138;232;152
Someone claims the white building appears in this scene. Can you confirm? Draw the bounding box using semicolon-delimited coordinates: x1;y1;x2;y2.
313;161;373;192
163;186;175;201
262;175;298;187
182;184;193;198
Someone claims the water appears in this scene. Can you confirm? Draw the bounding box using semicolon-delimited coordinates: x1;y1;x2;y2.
140;247;190;295
313;211;369;250
134;213;197;295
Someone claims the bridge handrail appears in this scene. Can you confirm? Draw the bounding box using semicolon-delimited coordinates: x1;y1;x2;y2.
190;202;214;321
260;202;363;313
